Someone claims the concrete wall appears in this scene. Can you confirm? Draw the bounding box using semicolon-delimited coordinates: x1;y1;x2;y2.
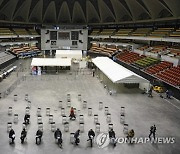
134;49;144;55
161;55;180;66
144;52;160;59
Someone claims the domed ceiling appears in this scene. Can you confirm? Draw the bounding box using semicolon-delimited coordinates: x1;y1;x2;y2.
0;0;179;25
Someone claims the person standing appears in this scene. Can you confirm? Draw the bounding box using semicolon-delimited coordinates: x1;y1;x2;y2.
74;130;80;145
148;86;153;97
92;68;95;77
166;89;172;99
69;107;76;120
149;125;156;140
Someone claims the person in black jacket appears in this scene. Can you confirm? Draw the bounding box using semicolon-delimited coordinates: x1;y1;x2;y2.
88;129;95;139
9;129;15;144
54;128;62;147
87;129;95;147
24;114;30;125
74;130;80;145
20;128;27;144
36;129;43;145
148;86;153;97
149;125;156;140
54;128;62;139
109;129;116;147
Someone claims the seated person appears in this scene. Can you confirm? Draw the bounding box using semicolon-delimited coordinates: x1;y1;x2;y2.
69;107;76;120
54;128;62;142
20;128;27;144
87;129;95;147
24;114;30;125
88;129;95;140
127;129;135;143
36;129;43;144
9;128;15;144
109;129;116;147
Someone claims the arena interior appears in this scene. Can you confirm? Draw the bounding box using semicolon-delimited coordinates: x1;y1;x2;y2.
0;0;180;154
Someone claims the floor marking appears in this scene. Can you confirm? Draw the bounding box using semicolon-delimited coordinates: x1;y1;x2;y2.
172;97;180;104
164;99;180;110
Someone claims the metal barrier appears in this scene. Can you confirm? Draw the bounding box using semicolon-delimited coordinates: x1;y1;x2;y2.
0;76;23;99
0;68;92;100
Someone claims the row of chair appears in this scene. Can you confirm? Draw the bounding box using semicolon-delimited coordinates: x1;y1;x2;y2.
116;51;145;64
0;28;39;36
155;66;180;86
90;27;180;38
145;61;173;74
90;44;117;56
8;93;129;142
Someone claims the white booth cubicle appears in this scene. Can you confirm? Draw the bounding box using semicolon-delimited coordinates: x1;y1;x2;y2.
92;57;150;93
56;50;82;59
31;58;72;75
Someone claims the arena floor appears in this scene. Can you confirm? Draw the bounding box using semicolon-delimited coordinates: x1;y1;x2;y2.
0;59;180;154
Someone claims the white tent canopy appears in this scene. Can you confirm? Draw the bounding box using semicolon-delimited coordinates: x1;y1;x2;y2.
31;58;71;67
56;50;82;59
92;57;148;84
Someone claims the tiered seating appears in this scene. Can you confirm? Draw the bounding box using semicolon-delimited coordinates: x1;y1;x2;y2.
0;28;15;36
23;46;31;52
169;28;180;37
131;28;152;37
31;45;40;51
116;51;145;64
168;48;180;57
90;27;180;38
90;43;99;52
0;51;15;65
149;28;174;37
10;45;40;58
150;45;167;53
145;61;173;74
11;46;24;54
0;66;17;82
102;47;117;55
156;66;180;86
90;29;100;35
90;43;117;56
13;29;29;35
114;29;133;36
99;29;115;36
134;57;160;68
138;45;150;51
28;29;39;35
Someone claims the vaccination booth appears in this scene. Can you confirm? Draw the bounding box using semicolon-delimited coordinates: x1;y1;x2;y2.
31;58;71;75
92;57;149;93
